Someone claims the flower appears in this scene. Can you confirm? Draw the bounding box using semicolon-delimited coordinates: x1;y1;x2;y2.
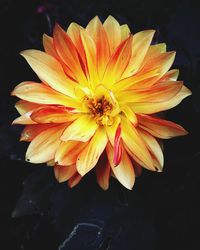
11;15;191;190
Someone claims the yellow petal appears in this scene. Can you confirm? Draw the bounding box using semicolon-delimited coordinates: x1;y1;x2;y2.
86;16;110;79
123;30;155;77
121;117;154;170
55;141;86;166
60;115;98;142
106;143;135;190
138;128;164;171
131;85;191;114
143;43;166;63
105;116;121;146
103;15;121;54
76;127;108;176
26;124;66;163
20;50;77;97
54;164;77;183
11;81;80;108
121;105;138;125
96;154;110;190
138;114;188;139
120;24;131;41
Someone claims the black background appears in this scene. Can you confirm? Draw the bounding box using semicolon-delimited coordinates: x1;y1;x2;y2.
0;0;200;249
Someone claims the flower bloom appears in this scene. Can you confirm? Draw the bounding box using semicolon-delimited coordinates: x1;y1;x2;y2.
12;16;191;190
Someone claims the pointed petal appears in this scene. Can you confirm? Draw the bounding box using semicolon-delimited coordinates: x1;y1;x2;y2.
20;124;56;141
106;143;135;190
43;34;58;58
86;16;110;79
121;24;131;41
12;111;36;125
30;106;77;124
54;164;77;183
123;30;155;77
103;15;121;54
53;24;87;84
26;124;66;163
121;105;138;125
11;82;80;107
96;154;110;190
121;117;154;170
138;128;164;171
15;100;41;115
102;36;132;87
160;69;179;81
118;81;183;104
138;114;188;139
68;173;82;188
55;141;86;166
143;43;166;63
131;85;191;114
76;128;108;176
20;50;77;97
60;115;98;142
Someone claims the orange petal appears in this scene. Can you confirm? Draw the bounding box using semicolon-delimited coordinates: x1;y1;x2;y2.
30;106;77;124
123;30;155;77
76;127;108;176
138;128;164;171
86;16;110;79
103;15;121;54
121;117;154;170
160;69;179;81
26;124;66;163
15;100;41;115
20;50;77;97
113;124;122;166
68;173;82;188
96;154;110;190
106;142;135;190
11;82;80;108
43;34;58;59
54;164;77;183
53;24;88;85
20;124;56;141
131;85;191;114
117;81;183;104
102;36;132;87
55;141;86;166
60;115;98;142
138;114;188;139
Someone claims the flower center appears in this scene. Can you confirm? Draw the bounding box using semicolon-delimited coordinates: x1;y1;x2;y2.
86;96;113;125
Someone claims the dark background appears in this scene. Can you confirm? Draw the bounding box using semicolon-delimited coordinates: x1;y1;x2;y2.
0;0;200;249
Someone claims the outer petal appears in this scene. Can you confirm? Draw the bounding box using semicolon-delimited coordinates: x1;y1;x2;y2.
102;36;132;87
76;127;108;176
131;85;191;114
12;111;36;125
26;124;66;163
30;106;77;124
20;50;77;97
86;16;110;79
15;100;41;115
138;128;164;171
55;141;86;166
68;173;82;188
138;114;188;139
120;24;131;41
54;164;77;183
121;117;154;170
60;115;98;142
106;143;135;190
11;82;80;108
117;81;183;104
53;24;88;85
123;30;155;77
20;124;56;141
96;154;110;190
43;34;58;59
103;15;121;54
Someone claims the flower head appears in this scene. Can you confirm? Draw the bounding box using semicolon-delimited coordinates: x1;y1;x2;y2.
12;16;191;190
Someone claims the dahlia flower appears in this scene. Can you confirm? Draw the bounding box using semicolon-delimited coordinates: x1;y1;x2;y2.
12;16;191;190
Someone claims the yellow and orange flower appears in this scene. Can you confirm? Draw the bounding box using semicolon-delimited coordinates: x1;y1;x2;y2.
11;16;191;190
